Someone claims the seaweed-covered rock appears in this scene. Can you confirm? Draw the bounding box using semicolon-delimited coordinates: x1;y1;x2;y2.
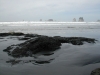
91;68;100;75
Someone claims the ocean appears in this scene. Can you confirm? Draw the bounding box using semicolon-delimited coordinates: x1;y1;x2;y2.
0;22;100;75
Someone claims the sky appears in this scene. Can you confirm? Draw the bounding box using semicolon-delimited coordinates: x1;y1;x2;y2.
0;0;100;22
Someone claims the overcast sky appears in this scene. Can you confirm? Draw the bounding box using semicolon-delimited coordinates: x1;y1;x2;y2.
0;0;100;22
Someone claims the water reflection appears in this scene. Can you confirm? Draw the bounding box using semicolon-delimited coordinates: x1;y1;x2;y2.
33;58;54;65
6;52;55;66
72;53;100;66
4;45;56;65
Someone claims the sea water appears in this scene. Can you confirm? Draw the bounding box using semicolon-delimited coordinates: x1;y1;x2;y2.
0;24;100;75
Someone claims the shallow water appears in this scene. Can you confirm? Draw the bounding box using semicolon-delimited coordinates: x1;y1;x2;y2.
0;25;100;75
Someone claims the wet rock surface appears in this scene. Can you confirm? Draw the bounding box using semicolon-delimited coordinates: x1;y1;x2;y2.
2;32;97;58
0;32;24;36
6;59;22;65
91;68;100;75
4;36;61;57
53;36;96;45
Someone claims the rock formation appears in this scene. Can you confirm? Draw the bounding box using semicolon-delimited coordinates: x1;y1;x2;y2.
3;33;96;58
97;20;100;22
73;18;76;22
78;17;84;22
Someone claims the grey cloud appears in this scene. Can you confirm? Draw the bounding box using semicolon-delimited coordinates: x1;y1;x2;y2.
0;0;99;12
0;0;100;21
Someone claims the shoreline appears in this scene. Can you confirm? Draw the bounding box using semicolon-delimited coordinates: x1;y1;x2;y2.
0;22;100;26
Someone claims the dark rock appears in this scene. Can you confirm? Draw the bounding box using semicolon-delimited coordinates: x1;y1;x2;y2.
54;36;96;45
0;32;24;36
0;33;9;36
43;53;54;56
3;34;97;58
10;32;24;36
6;59;21;65
6;59;54;65
10;36;61;57
33;59;54;65
78;17;84;22
25;34;40;37
73;18;76;22
97;20;100;22
18;37;30;40
3;46;13;52
0;38;4;39
91;68;100;75
34;60;50;64
0;32;42;37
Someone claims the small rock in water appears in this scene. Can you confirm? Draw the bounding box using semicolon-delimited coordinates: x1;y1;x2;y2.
6;59;21;65
91;68;100;75
0;32;24;36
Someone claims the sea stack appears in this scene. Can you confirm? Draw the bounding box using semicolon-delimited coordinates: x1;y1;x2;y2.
73;18;76;22
78;17;84;22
